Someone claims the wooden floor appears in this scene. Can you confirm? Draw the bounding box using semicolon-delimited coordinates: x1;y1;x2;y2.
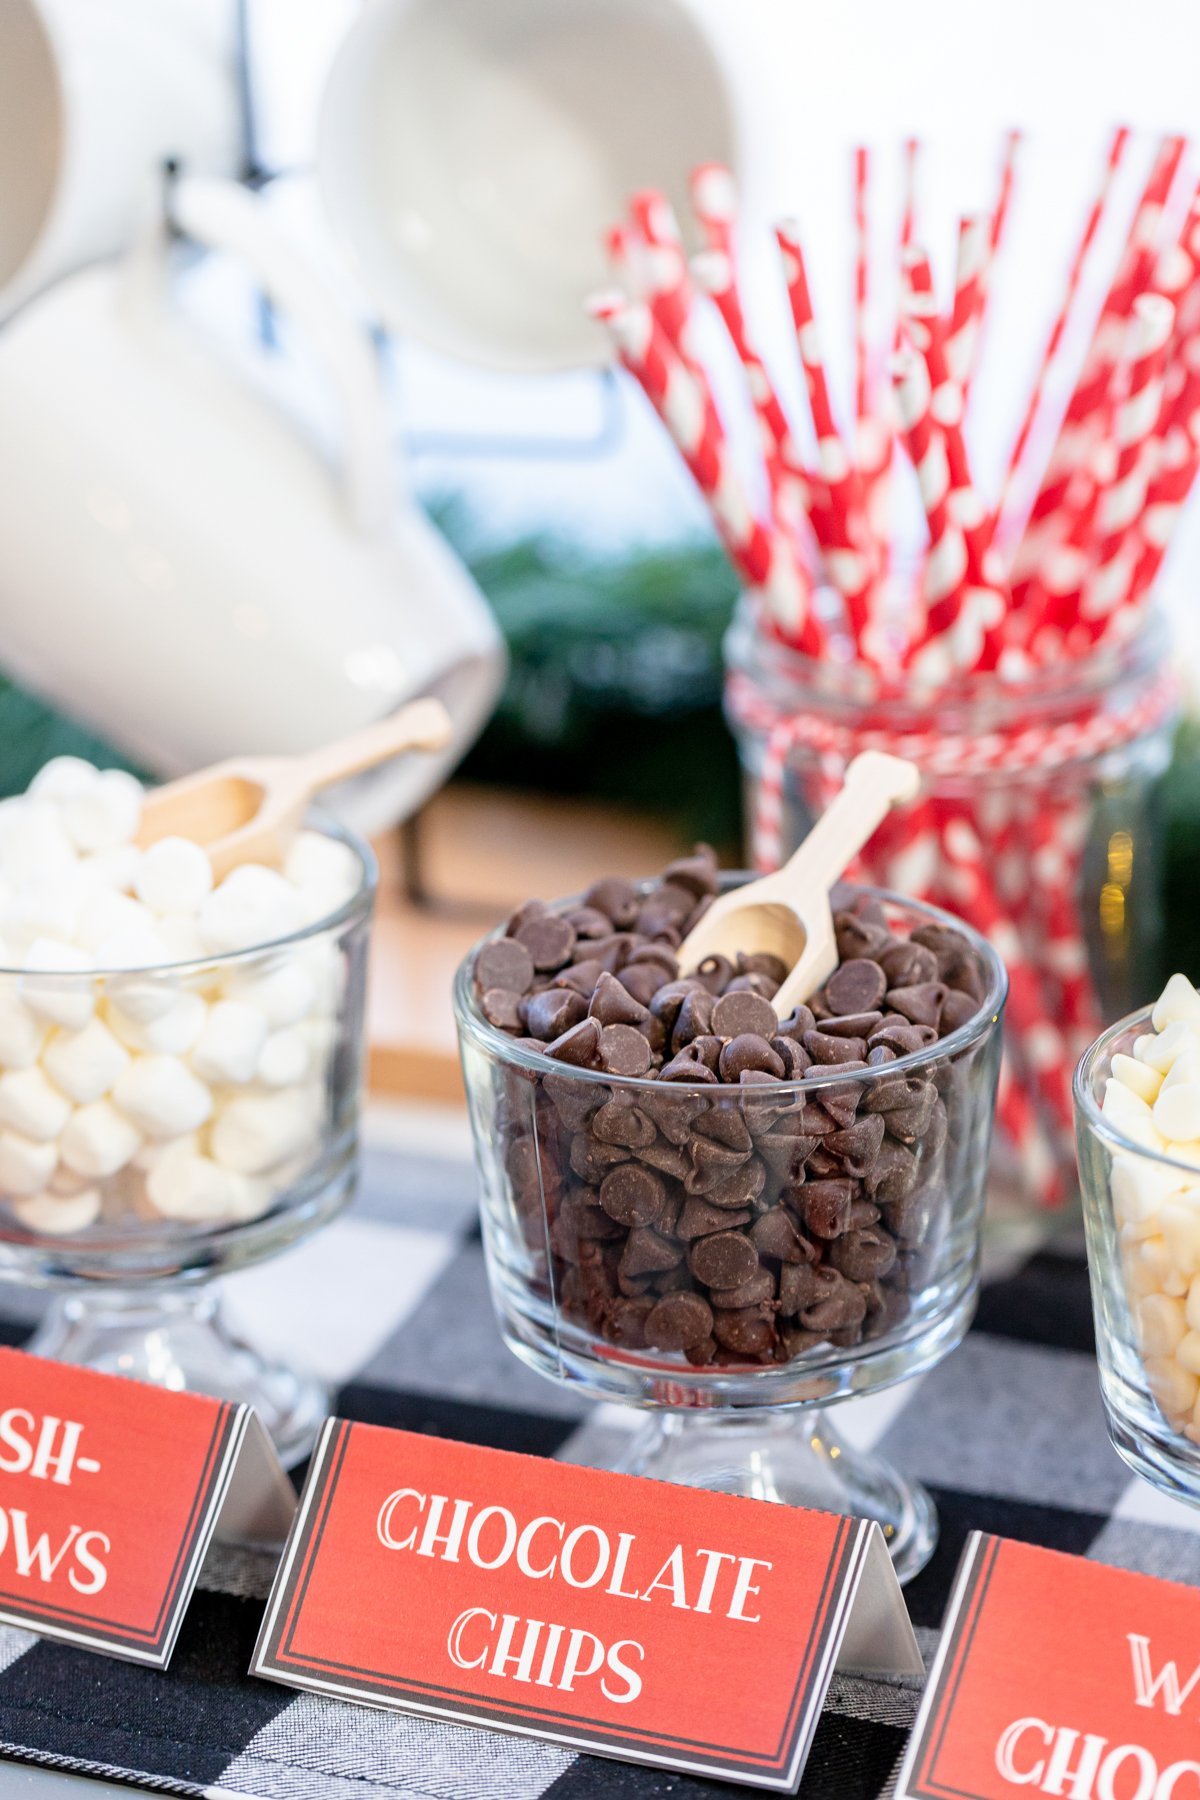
366;784;687;1102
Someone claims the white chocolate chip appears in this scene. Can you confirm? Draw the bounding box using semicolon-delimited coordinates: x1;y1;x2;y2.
1153;973;1200;1032
1138;1293;1188;1356
1111;1052;1162;1105
1146;1354;1200;1425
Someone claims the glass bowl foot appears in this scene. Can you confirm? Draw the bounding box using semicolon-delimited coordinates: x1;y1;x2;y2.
615;1408;937;1584
26;1287;327;1468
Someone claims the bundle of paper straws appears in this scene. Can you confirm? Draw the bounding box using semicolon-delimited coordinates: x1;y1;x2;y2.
590;131;1196;1203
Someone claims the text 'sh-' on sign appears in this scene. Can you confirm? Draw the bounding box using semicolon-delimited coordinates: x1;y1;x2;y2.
253;1419;922;1791
0;1347;295;1666
896;1532;1200;1800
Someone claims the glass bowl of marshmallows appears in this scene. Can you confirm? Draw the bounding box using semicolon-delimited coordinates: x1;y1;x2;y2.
1077;973;1200;1502
0;757;374;1463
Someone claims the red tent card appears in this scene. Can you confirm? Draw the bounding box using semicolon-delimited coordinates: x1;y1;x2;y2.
252;1418;921;1791
896;1531;1200;1800
0;1346;295;1666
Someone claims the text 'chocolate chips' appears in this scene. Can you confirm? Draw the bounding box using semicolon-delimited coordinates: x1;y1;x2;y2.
472;852;990;1369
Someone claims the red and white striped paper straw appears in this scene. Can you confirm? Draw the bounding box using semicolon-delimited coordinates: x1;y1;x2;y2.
996;126;1130;545
853;146;871;423
946;213;991;395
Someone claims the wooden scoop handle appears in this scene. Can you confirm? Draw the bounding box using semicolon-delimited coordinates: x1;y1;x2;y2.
291;698;453;794
773;752;921;904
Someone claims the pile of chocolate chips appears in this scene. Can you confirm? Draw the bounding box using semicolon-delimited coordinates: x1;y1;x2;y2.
474;846;991;1368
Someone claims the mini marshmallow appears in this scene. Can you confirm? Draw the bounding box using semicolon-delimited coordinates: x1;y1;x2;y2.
1138;1293;1188;1357
210;1087;316;1175
0;990;48;1069
1153;973;1200;1032
285;829;359;899
190;1001;268;1085
257;1026;312;1089
59;1100;142;1178
145;1140;256;1223
13;1189;101;1235
224;959;315;1029
136;837;213;916
1111;1052;1163;1105
28;756;99;805
105;971;180;1026
198;865;303;954
112;1055;212;1139
0;1067;71;1141
3;868;87;950
154;916;209;963
18;939;94;1030
0;1129;57;1196
78;844;143;895
75;890;157;954
95;924;171;971
0;802;76;880
107;990;206;1057
42;1018;129;1103
60;768;142;853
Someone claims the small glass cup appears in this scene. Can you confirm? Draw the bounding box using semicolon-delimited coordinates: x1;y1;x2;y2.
0;819;376;1466
1077;1011;1200;1503
455;880;1006;1581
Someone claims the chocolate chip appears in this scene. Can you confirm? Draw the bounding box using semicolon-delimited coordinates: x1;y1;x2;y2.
599;1163;666;1226
545;1018;602;1066
555;959;606;996
649;979;705;1032
481;988;525;1030
771;1037;810;1079
751;1207;810;1262
672;989;715;1050
886;982;948;1028
803;1029;867;1065
604;1297;655;1346
801;1270;868;1332
824;958;888;1014
778;1261;828;1316
696;1105;753;1152
710;1267;776;1307
738;951;790;984
584;876;640;928
476;938;535;995
569;1134;629;1183
868;1022;938;1057
587;970;647;1029
659;1054;718;1085
592;1100;656;1149
522;987;587;1041
694;953;735;995
677;1197;753;1240
719;1033;785;1080
712;1309;774;1355
516;913;577;971
689;1230;759;1289
825;1114;886;1174
621;1227;683;1275
704;1157;767;1210
866;1138;919;1202
939;988;979;1032
834;912;889;961
879;940;938;986
723;972;780;1001
598;1024;653;1076
662;847;719;897
506;898;547;936
776;1004;816;1040
800;1178;853;1239
821;1011;884;1040
829;1226;897;1281
711;990;779;1038
644;1291;713;1350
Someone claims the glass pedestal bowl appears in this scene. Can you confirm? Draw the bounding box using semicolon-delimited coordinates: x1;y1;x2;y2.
0;821;375;1468
1077;1010;1200;1504
455;881;1006;1582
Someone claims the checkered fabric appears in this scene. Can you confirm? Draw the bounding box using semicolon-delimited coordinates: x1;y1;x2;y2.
0;1109;1194;1800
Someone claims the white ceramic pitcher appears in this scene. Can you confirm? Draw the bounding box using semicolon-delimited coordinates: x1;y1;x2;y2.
0;175;506;834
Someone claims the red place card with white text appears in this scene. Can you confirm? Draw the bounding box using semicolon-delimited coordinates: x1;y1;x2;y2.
0;1347;295;1666
897;1532;1200;1800
252;1418;922;1791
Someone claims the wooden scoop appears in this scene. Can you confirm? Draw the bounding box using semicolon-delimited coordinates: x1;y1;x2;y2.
676;751;921;1016
137;697;453;878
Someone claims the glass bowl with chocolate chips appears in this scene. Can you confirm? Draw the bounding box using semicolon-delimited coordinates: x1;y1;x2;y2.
454;848;1006;1580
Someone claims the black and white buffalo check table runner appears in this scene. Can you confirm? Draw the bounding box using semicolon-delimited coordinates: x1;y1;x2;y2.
0;1107;1193;1800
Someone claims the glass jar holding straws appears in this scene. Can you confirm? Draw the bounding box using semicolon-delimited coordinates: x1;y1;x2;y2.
591;132;1197;1205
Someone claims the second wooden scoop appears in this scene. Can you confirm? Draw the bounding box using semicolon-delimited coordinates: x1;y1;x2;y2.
137;697;453;878
676;751;921;1016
